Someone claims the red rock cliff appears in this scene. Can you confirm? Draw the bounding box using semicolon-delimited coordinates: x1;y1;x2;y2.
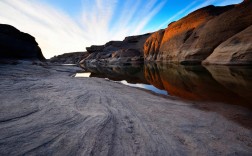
144;0;252;65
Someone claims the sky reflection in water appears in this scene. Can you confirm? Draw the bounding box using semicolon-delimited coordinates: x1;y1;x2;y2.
120;80;168;95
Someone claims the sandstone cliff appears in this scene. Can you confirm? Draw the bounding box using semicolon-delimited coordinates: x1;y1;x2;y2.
144;0;252;65
0;24;45;60
203;25;252;65
144;29;165;61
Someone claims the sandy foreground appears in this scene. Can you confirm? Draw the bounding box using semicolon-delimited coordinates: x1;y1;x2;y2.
0;62;251;156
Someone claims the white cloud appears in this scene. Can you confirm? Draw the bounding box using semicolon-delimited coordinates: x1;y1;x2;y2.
0;0;166;58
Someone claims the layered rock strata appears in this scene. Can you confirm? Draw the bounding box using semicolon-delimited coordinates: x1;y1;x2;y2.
81;33;151;65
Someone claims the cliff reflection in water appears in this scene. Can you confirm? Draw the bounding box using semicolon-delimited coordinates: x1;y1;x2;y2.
81;63;252;109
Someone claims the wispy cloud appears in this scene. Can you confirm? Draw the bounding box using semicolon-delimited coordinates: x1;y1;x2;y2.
0;0;166;58
80;0;167;43
157;0;242;29
0;0;87;58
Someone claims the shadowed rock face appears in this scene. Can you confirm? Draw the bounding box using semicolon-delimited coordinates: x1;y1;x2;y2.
49;52;89;64
81;33;151;65
203;25;252;65
0;24;45;60
86;45;105;53
143;0;252;65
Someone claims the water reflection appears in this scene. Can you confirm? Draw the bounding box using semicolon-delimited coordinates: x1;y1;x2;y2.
120;80;168;95
80;63;252;109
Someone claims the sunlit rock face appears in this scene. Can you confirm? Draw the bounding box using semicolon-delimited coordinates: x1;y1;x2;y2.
144;29;165;61
81;33;151;65
0;24;45;60
158;5;233;63
144;0;252;65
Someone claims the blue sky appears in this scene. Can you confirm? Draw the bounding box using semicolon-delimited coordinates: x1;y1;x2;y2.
0;0;242;58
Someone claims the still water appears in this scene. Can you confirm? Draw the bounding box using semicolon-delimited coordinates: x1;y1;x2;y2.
78;63;252;109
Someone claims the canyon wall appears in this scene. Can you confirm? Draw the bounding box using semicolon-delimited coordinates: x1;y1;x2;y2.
144;0;252;65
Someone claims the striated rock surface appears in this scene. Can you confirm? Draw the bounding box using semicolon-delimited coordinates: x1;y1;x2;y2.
0;63;252;155
0;24;45;60
144;29;165;61
82;33;151;65
143;0;252;64
203;25;252;65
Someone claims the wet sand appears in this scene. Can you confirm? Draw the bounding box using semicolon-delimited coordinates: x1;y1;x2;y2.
0;62;251;155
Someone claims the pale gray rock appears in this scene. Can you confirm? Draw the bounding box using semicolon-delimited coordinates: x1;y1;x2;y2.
0;63;251;155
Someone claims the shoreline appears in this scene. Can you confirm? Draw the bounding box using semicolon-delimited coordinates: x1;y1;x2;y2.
0;62;251;155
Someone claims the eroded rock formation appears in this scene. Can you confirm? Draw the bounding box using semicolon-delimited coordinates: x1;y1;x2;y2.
203;25;252;65
81;33;151;65
144;29;165;61
0;24;45;60
157;5;234;63
50;52;89;64
143;0;252;64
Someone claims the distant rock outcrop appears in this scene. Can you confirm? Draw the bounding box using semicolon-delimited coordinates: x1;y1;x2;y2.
0;24;45;60
143;0;252;65
81;33;151;65
50;52;88;64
